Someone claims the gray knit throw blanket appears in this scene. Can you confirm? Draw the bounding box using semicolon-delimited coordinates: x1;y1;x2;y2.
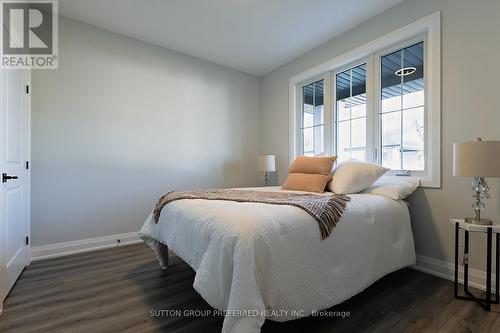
152;190;350;240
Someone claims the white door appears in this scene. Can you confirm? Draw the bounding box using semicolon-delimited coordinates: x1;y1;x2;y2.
0;69;30;313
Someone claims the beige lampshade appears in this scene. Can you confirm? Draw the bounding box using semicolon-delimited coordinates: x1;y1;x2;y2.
453;140;500;177
257;155;276;172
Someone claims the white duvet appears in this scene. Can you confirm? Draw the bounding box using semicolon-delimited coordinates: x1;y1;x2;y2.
139;187;415;333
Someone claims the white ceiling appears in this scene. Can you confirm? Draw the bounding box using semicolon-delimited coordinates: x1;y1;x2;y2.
59;0;404;76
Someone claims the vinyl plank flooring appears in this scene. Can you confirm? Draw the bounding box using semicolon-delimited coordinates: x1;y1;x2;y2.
0;243;498;333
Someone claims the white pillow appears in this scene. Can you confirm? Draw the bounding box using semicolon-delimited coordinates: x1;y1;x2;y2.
362;176;420;200
328;161;388;194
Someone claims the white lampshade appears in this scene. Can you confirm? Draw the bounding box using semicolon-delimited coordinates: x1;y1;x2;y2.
257;155;276;172
453;140;500;178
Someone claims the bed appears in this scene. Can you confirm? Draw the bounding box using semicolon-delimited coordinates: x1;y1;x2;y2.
139;186;416;333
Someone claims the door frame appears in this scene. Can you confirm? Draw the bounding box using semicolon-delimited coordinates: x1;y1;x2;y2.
25;70;31;265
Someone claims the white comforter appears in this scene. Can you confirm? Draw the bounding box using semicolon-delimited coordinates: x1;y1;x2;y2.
139;187;415;332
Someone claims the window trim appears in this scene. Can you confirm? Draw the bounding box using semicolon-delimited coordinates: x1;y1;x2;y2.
289;11;441;188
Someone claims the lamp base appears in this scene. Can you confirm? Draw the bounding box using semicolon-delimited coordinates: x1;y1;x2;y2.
464;217;493;225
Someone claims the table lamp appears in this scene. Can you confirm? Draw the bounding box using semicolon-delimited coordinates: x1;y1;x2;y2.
257;155;276;186
453;138;500;225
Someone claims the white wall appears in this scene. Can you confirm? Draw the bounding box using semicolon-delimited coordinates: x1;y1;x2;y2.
261;0;500;270
31;17;261;246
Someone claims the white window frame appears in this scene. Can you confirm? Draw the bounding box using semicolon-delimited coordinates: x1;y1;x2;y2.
296;73;332;157
332;58;374;163
374;35;427;177
289;11;441;188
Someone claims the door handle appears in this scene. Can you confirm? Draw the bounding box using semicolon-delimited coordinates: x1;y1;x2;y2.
2;173;18;183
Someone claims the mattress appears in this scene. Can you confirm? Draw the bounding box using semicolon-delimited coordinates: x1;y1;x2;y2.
139;186;416;333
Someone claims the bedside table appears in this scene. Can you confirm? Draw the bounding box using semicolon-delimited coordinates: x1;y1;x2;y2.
450;218;500;311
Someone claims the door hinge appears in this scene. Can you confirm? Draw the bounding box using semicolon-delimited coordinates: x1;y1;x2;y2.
26;85;29;94
26;236;29;245
26;161;29;170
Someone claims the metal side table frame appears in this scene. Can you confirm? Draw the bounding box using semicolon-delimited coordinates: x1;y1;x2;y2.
451;219;499;311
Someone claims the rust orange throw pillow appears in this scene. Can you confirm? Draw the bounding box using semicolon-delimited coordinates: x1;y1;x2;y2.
282;156;337;193
287;156;337;175
282;173;332;193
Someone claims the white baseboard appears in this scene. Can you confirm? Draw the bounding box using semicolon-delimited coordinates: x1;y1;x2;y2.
31;232;142;261
412;254;496;292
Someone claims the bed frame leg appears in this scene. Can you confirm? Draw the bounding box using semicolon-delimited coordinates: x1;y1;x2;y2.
154;241;169;269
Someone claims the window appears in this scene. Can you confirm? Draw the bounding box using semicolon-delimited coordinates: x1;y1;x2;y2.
380;42;424;171
301;79;324;156
290;11;441;187
335;63;367;162
300;40;426;171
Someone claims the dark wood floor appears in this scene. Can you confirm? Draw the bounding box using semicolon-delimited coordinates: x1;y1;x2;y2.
1;244;499;333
